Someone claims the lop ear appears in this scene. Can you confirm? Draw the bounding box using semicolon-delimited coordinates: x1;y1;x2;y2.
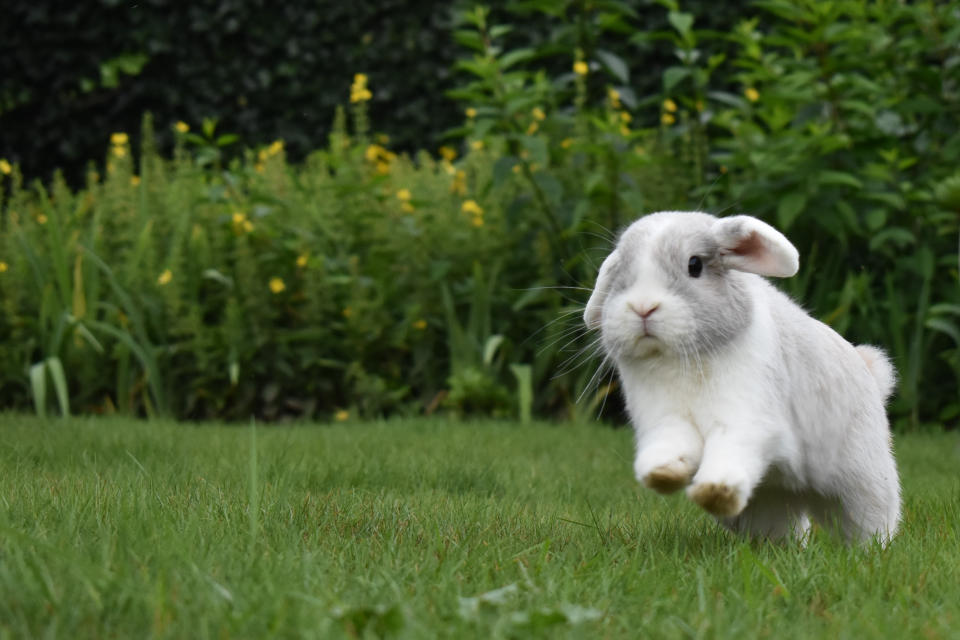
712;215;799;278
584;250;620;329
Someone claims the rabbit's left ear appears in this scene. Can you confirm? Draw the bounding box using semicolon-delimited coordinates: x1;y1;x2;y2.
712;215;799;278
584;250;620;329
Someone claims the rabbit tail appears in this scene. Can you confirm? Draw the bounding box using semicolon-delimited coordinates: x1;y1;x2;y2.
855;345;896;402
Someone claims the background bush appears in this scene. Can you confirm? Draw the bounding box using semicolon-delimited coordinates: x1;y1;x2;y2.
1;0;958;429
0;0;748;186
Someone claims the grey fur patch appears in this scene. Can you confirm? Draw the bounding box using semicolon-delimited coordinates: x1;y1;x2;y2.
615;211;755;354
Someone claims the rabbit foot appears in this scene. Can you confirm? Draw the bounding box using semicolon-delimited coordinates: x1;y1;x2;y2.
643;460;695;494
688;481;746;517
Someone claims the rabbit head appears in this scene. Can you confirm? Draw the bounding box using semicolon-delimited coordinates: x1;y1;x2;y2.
584;211;799;363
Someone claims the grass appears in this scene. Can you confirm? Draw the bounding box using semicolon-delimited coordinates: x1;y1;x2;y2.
1;415;958;639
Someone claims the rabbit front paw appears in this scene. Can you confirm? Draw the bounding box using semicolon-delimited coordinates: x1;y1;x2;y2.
637;457;697;494
687;481;747;517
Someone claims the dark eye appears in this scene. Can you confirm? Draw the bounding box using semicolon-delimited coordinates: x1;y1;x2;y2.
688;256;703;278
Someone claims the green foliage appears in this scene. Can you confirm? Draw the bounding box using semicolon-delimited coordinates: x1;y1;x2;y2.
688;0;960;428
0;0;468;185
1;0;958;427
2;416;959;637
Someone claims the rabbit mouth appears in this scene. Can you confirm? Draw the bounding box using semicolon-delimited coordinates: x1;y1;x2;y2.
630;333;664;358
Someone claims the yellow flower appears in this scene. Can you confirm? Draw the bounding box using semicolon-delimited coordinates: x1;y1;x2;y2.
526;121;539;135
512;164;522;174
561;138;573;149
469;140;484;151
663;99;678;113
661;113;676;126
350;73;372;103
573;61;589;76
130;175;141;187
461;200;483;216
110;132;129;146
413;319;427;330
532;107;546;121
267;140;284;156
365;144;383;162
396;188;412;201
334;409;350;422
37;214;48;225
364;144;396;174
620;124;631;136
175;121;190;134
232;212;254;234
607;88;621;108
401;202;414;213
619;111;632;123
450;169;467;195
157;269;173;286
0;261;8;273
0;159;11;175
465;107;477;119
471;215;484;228
268;277;286;294
296;253;308;268
744;87;760;102
112;146;127;158
439;146;457;162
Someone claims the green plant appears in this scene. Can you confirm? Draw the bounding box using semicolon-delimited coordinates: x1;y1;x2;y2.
686;0;960;428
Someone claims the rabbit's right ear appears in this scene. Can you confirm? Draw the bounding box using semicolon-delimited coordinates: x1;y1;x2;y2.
712;215;799;278
584;250;620;329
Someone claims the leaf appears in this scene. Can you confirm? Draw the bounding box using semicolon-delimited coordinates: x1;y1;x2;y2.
869;227;916;251
817;170;863;189
595;49;629;83
662;66;690;92
776;192;807;230
453;30;485;52
510;364;533;424
29;362;47;418
926;318;960;347
215;134;239;147
499;48;535;70
929;304;960;317
864;208;887;231
45;357;70;417
482;334;506;366
667;11;694;37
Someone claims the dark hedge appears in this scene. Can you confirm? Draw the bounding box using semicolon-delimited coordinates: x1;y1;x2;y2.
0;0;748;185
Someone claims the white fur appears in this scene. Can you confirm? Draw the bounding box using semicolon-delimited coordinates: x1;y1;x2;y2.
584;211;901;545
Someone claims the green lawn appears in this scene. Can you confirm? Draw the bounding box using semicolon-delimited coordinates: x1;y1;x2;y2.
1;415;958;638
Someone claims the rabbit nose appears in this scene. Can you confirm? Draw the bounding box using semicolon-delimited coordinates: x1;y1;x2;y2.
628;302;660;318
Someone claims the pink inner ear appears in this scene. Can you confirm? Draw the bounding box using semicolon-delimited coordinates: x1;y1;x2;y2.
728;229;786;275
731;230;764;258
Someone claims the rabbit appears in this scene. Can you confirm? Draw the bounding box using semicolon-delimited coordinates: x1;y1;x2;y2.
583;211;901;545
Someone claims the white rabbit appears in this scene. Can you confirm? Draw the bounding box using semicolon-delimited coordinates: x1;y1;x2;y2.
583;211;901;545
